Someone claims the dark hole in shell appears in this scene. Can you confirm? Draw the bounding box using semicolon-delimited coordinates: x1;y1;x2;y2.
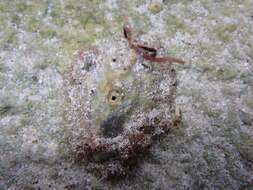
111;96;117;101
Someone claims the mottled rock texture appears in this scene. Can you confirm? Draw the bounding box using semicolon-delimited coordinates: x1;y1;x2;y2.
0;0;252;189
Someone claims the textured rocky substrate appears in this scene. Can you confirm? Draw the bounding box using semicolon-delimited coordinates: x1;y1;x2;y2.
0;0;252;189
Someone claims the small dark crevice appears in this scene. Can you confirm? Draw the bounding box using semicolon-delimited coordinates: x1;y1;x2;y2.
100;113;126;138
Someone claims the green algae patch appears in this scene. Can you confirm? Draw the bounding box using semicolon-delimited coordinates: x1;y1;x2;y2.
0;15;7;30
0;28;17;48
56;5;111;44
134;0;146;7
148;3;163;14
0;95;17;116
244;41;253;60
111;1;151;33
78;11;105;30
166;16;195;36
33;60;50;70
15;1;47;16
208;67;237;81
242;96;253;109
217;68;237;81
163;0;188;5
223;23;237;33
199;102;221;118
239;72;253;84
235;133;253;162
87;0;103;5
26;18;40;32
0;3;6;12
0;61;5;72
214;23;237;43
196;59;214;73
85;23;107;41
16;2;33;13
226;105;240;128
11;14;21;26
197;41;223;60
47;55;70;73
39;26;56;39
0;104;13;115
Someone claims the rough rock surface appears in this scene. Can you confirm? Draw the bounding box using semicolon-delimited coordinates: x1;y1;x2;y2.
0;0;252;189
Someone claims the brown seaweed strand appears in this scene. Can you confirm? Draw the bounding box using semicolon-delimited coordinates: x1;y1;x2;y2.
123;25;185;64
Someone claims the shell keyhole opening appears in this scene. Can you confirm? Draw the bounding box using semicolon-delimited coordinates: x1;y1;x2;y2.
111;96;117;101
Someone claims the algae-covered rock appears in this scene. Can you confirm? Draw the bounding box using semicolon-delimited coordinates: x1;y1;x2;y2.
148;3;163;14
1;0;253;189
